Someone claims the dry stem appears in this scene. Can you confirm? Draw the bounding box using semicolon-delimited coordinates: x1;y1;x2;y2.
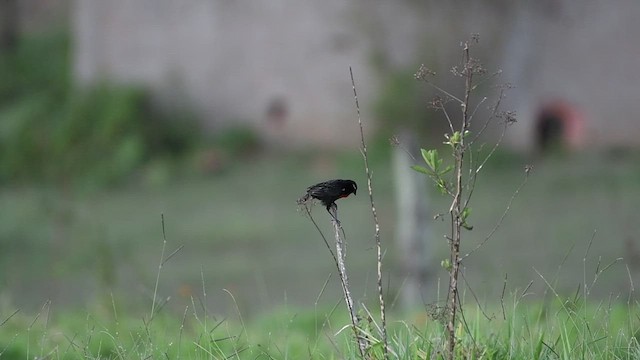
331;207;368;358
444;40;474;359
350;66;389;359
303;204;367;358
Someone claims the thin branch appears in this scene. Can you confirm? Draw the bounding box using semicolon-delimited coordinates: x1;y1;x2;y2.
461;170;529;261
469;69;503;92
462;120;509;211
445;41;473;359
455;290;477;351
460;271;491;320
303;206;339;269
331;207;368;358
351;66;387;359
424;81;464;105
440;103;456;134
303;202;366;357
474;121;508;175
469;87;507;146
467;96;487;126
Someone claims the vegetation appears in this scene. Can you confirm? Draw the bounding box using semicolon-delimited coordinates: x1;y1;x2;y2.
1;297;638;359
1;32;639;359
0;31;203;187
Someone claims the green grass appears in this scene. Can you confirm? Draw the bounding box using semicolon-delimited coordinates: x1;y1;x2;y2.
1;297;638;359
1;149;639;358
1;150;637;312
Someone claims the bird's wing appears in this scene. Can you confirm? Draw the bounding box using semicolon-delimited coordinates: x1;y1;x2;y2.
307;181;342;199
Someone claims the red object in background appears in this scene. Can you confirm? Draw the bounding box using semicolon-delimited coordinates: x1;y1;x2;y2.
535;100;586;151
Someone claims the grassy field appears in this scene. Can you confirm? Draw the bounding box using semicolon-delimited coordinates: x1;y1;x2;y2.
1;148;640;358
0;295;638;358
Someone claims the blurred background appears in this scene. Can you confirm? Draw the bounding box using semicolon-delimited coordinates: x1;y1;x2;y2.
1;0;639;320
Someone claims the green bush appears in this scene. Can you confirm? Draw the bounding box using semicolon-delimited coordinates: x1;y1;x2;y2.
0;32;201;186
0;31;70;104
212;125;260;157
0;83;201;186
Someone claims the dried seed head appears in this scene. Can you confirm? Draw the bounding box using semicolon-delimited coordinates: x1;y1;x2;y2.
467;58;487;75
426;303;449;325
499;82;514;89
499;110;517;125
428;96;444;109
414;64;436;81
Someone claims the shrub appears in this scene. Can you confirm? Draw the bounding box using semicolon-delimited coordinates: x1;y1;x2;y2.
0;32;201;186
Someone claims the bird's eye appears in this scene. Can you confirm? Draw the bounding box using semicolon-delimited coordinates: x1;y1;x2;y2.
342;188;346;191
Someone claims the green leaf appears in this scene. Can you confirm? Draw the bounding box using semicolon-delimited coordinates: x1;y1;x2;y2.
461;207;472;221
437;179;448;194
411;165;431;175
421;148;442;172
451;131;461;144
461;207;473;230
440;164;454;175
533;332;545;360
441;258;452;271
420;148;431;166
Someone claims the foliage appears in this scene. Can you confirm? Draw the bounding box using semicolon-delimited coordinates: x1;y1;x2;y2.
211;125;261;158
373;70;427;130
0;32;202;187
0;31;69;104
411;35;520;358
1;299;638;359
372;69;457;145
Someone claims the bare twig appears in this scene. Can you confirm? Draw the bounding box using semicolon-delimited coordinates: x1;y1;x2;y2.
303;203;365;357
424;81;464;105
441;104;456;135
469;87;508;146
330;206;368;358
459;271;492;320
460;170;529;261
473;121;508;176
443;39;475;359
303;206;339;272
466;96;487;127
351;66;388;359
461;120;509;214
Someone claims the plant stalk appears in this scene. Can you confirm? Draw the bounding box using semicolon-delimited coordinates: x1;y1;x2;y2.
331;207;368;358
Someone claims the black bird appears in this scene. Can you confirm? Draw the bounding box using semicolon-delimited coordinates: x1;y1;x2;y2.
298;179;357;219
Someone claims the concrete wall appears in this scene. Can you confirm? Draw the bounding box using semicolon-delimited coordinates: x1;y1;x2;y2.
74;0;382;147
501;0;640;150
73;0;640;150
